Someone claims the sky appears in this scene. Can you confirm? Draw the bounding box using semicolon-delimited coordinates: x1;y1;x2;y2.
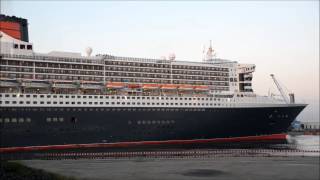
1;1;319;122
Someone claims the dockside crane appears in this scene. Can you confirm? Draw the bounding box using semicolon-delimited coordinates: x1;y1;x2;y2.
270;74;293;104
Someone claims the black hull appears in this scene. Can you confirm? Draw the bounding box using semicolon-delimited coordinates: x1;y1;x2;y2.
0;106;306;148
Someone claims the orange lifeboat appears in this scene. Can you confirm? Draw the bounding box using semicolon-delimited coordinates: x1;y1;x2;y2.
106;82;125;89
142;84;160;89
178;84;194;90
194;85;209;91
161;84;178;90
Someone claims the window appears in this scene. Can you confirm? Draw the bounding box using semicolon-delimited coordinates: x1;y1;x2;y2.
20;44;25;49
26;118;31;122
27;45;32;50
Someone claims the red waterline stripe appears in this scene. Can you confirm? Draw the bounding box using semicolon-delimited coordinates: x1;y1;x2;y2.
0;134;287;153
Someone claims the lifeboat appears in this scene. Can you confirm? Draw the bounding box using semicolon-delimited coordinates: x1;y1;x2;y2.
81;80;101;84
142;84;160;89
22;79;51;88
51;80;76;89
53;80;73;83
161;84;178;90
127;83;141;89
178;84;194;90
106;82;125;89
194;85;209;91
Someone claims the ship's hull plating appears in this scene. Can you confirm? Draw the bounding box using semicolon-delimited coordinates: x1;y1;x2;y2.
0;105;306;148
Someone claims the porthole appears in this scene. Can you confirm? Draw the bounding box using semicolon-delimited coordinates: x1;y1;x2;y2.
18;118;24;123
59;117;64;122
46;117;52;122
4;118;10;123
12;118;17;123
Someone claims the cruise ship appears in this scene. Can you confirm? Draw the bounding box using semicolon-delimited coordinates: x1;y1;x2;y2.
0;15;306;149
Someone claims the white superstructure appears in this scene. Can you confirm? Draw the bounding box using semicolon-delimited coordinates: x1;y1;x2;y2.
0;31;294;108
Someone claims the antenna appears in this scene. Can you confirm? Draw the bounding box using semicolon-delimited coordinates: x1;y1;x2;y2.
205;40;216;60
202;45;206;61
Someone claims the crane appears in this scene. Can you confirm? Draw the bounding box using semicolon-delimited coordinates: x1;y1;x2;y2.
270;74;290;104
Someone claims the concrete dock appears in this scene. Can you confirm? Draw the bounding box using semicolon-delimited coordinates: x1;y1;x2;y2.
19;156;319;180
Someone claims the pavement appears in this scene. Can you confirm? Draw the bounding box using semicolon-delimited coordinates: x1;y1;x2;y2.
20;156;319;180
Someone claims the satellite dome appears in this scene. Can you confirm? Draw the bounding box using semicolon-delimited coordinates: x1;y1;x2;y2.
85;47;93;57
168;53;176;60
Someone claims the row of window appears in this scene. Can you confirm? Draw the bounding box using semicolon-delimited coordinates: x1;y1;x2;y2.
1;66;229;80
0;107;207;112
105;60;229;72
129;120;176;125
0;100;225;106
13;44;33;50
1;70;229;83
0;117;31;123
105;66;229;76
2;55;229;72
46;117;64;122
1;73;230;87
1;61;229;77
2;54;103;65
2;94;222;101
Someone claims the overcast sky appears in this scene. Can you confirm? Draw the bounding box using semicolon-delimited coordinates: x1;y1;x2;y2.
2;1;319;122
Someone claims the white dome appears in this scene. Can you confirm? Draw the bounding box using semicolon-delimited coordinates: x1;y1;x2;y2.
168;53;176;60
85;47;93;57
